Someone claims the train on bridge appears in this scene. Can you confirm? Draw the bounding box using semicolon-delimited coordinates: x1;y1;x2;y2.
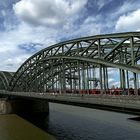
47;88;140;95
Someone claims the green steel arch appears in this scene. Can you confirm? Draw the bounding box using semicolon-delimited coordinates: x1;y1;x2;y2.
0;71;14;90
9;32;140;93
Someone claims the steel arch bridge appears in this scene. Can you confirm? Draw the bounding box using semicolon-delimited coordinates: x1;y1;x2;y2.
9;32;140;94
0;71;14;90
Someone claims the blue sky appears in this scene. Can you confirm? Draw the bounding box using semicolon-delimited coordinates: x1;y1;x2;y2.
0;0;140;87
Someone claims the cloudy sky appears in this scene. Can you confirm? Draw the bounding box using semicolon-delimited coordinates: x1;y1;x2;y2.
0;0;140;87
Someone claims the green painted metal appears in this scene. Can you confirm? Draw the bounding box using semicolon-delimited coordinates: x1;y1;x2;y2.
8;32;140;94
0;71;14;90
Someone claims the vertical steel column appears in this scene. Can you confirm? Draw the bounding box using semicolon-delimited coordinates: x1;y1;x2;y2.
122;70;126;89
137;74;139;89
82;63;85;91
133;73;138;95
89;65;92;90
43;56;45;93
73;67;77;94
56;74;58;93
119;69;123;89
99;66;103;93
130;37;138;95
58;65;62;94
98;39;103;94
31;67;35;92
103;67;105;89
126;71;129;95
125;48;129;95
51;60;54;92
86;63;89;94
24;73;27;92
61;45;66;94
62;59;66;93
77;60;81;94
45;70;48;92
103;66;106;93
119;47;126;89
35;62;38;92
69;63;73;93
120;59;126;89
130;37;135;65
92;66;95;89
105;67;109;90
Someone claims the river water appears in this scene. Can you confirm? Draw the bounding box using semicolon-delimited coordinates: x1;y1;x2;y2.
46;103;140;140
0;103;140;140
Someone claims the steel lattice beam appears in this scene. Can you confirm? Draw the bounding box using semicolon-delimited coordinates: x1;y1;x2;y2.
9;32;140;94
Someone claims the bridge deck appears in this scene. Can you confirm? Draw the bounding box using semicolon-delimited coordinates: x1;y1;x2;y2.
1;90;140;114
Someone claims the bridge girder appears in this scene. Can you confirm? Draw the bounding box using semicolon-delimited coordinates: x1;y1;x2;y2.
9;32;140;93
0;71;14;90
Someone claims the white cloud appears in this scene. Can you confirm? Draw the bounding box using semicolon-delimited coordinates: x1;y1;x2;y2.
0;0;100;72
115;9;140;31
0;22;58;72
96;0;113;10
0;55;30;72
0;17;100;72
113;0;140;18
108;78;115;83
107;68;120;88
66;16;101;38
1;10;6;17
13;0;87;26
108;78;120;88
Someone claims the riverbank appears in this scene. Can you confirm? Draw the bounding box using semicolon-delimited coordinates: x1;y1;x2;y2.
0;114;56;140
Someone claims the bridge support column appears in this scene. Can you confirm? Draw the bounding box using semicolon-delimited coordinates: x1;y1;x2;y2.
0;98;49;115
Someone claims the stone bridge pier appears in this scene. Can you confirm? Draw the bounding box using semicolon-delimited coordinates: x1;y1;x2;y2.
0;97;49;116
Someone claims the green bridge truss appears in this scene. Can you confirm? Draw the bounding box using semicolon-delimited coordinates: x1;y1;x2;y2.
6;32;140;94
0;71;14;90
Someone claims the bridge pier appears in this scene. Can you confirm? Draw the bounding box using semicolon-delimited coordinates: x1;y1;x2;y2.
0;98;49;115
